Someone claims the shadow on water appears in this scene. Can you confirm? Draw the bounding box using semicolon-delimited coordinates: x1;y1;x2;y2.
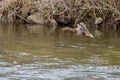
0;23;120;80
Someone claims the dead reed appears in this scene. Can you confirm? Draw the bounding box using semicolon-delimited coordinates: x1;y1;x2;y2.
0;0;119;28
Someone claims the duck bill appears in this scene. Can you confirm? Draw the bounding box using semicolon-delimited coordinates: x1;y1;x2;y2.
85;32;94;38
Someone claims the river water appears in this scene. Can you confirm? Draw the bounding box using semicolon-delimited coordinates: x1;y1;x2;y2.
0;23;120;80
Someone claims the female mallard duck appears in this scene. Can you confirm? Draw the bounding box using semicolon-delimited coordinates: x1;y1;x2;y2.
62;22;94;38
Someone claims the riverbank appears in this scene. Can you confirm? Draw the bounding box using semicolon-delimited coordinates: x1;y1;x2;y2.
0;0;119;31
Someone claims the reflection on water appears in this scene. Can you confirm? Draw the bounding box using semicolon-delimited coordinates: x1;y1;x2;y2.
0;23;120;80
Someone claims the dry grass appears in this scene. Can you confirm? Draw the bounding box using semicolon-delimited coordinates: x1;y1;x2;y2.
0;0;119;26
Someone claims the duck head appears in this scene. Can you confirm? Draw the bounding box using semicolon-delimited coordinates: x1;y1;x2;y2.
77;23;94;38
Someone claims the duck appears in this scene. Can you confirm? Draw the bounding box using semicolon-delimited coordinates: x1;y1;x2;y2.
62;22;94;38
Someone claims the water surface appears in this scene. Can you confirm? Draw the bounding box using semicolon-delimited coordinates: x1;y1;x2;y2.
0;23;120;80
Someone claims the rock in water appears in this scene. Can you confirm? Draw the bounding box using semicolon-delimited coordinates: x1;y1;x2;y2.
95;17;103;24
27;13;44;24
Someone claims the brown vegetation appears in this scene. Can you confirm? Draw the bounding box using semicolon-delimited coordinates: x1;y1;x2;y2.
0;0;119;29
